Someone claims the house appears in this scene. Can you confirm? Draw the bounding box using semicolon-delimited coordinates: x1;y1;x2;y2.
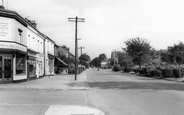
100;59;109;69
44;35;55;76
0;6;28;83
26;18;45;79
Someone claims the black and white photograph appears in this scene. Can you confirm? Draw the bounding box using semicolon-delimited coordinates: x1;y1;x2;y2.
0;0;184;115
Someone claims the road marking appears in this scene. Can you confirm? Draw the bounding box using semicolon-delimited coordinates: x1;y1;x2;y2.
44;105;105;115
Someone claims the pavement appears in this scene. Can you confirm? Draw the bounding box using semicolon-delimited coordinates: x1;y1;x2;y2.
0;69;105;115
0;70;90;91
163;77;184;83
127;71;184;83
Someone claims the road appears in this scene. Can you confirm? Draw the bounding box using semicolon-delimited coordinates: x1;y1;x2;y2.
87;68;184;115
0;68;184;115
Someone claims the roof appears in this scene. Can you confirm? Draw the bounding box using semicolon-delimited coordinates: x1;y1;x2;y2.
0;8;28;27
0;8;47;40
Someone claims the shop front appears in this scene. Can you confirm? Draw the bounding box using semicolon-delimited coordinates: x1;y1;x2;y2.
27;49;37;80
0;41;27;83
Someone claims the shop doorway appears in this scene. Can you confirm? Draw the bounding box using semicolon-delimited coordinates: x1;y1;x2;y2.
0;55;12;82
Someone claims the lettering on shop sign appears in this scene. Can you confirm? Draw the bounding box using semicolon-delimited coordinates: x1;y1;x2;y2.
0;22;9;37
0;42;26;52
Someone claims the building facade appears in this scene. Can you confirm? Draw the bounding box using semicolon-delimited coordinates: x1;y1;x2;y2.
0;8;28;83
26;22;44;79
44;35;55;76
0;6;74;83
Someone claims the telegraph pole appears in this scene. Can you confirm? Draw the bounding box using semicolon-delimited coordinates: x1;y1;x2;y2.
68;16;85;80
79;46;85;57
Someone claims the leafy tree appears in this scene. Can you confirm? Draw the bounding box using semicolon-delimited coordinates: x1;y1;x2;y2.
99;53;107;61
160;50;172;64
79;54;91;67
117;52;133;68
168;42;184;67
90;57;100;67
124;37;152;68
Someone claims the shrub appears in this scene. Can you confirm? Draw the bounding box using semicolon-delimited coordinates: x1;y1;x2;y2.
68;68;75;74
181;68;184;77
139;68;149;76
173;68;181;78
78;67;85;73
149;69;162;78
133;68;142;73
124;67;132;73
161;68;173;78
113;64;122;71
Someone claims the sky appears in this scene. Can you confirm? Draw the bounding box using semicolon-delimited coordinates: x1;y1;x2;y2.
2;0;184;59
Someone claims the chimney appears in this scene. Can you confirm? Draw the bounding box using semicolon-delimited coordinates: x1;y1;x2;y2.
25;18;37;28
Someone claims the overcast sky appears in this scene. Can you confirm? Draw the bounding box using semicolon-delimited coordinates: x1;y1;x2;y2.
3;0;184;59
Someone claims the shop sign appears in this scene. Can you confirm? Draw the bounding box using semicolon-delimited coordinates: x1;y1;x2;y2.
0;42;27;52
0;17;12;39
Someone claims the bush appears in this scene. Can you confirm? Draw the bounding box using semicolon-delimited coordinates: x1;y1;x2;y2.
113;64;122;71
149;69;162;78
173;68;181;78
181;68;184;77
68;68;75;74
139;68;149;76
133;68;141;73
78;67;85;73
124;67;132;73
161;68;173;78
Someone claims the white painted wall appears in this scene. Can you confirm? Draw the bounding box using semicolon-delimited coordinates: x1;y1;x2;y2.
44;38;55;75
0;17;13;41
13;19;27;45
27;26;44;53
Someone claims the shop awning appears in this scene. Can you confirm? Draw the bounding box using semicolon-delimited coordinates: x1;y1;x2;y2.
56;58;68;66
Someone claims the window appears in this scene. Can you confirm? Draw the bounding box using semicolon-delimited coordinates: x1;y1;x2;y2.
18;29;23;43
16;55;26;75
38;40;39;52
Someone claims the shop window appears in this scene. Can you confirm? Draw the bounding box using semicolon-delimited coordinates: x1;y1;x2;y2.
16;55;26;75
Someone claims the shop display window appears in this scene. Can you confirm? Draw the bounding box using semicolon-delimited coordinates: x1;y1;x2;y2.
16;55;26;75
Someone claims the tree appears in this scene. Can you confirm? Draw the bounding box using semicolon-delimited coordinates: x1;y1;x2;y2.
99;53;107;61
160;50;172;64
118;52;133;68
79;54;91;67
168;42;184;67
124;37;152;68
90;57;100;67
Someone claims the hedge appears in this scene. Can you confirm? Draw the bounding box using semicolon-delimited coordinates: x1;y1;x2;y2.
113;64;122;72
161;68;173;78
149;69;162;78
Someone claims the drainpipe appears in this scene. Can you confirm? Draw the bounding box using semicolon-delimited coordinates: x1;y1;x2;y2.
43;38;46;76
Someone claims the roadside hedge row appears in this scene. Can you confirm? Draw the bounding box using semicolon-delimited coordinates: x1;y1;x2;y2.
68;67;85;74
135;68;184;78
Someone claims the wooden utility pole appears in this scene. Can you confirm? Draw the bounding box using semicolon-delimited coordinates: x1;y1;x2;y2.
79;46;85;57
68;16;85;80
